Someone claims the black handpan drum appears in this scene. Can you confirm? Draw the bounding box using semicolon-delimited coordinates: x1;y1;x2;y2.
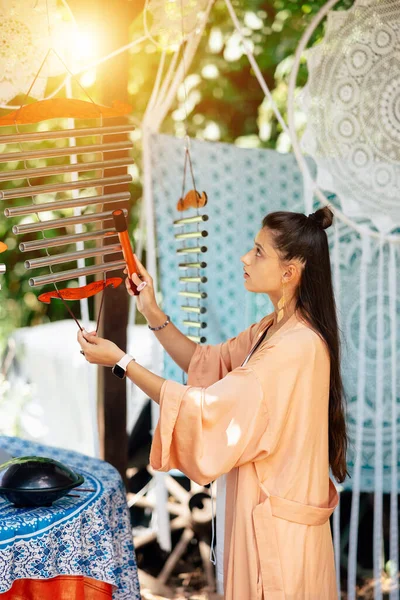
0;456;84;507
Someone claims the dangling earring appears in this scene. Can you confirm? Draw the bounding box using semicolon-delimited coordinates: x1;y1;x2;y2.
277;281;285;323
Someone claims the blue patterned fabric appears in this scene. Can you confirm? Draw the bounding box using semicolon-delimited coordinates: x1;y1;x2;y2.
0;436;141;598
151;133;400;493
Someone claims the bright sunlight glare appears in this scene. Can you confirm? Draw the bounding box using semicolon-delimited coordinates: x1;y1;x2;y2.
65;27;99;67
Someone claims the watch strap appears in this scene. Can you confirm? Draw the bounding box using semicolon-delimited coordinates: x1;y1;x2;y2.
116;353;135;371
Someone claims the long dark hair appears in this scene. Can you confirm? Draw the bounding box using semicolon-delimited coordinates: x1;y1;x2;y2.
263;206;348;483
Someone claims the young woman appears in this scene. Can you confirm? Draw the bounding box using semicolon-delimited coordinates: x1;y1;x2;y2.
78;206;348;599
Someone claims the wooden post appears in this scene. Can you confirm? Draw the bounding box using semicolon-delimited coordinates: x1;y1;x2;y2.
68;0;145;480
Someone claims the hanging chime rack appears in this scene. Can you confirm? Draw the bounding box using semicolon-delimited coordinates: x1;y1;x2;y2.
0;122;135;289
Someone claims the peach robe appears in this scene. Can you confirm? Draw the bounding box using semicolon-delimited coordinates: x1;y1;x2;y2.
150;312;338;599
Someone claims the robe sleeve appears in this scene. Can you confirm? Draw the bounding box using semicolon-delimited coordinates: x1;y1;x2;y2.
187;314;273;387
151;326;330;486
150;367;267;485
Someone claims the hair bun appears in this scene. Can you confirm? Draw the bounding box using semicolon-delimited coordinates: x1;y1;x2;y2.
309;206;333;230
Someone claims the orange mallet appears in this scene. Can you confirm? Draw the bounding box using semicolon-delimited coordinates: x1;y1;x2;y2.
112;209;140;295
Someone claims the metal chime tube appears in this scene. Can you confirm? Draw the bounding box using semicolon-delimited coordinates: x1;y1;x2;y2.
174;231;208;240
178;291;207;299
25;244;122;270
178;261;207;269
0;141;133;163
13;209;128;235
176;246;207;255
0;264;6;274
29;260;126;287
180;305;207;314
173;215;209;226
20;229;117;252
0;157;134;181
179;276;208;283
187;335;207;343
182;320;207;328
0;124;135;144
5;192;131;218
0;175;132;199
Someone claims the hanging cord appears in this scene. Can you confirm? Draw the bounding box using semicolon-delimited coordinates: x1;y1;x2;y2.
178;0;199;206
97;113;107;334
95;283;107;333
179;0;190;132
176;0;203;342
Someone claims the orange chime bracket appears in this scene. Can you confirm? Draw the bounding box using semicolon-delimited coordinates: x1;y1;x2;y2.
112;209;140;295
38;277;123;304
0;98;131;126
176;189;207;212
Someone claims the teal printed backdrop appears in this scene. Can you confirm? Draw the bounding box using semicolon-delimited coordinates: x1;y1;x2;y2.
150;133;400;492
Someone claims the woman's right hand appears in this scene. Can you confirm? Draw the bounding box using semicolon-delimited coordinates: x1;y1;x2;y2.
124;254;158;318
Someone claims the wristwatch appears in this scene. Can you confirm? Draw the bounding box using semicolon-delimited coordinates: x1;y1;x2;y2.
112;354;135;379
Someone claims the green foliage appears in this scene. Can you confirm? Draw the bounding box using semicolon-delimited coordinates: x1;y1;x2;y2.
130;0;352;146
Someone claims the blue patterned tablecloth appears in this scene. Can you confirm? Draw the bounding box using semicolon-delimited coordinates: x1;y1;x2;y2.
0;436;141;599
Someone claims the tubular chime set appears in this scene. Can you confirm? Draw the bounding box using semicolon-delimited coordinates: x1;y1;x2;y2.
174;192;209;344
0;123;135;289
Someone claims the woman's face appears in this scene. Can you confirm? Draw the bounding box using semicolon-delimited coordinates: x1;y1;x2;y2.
241;227;284;295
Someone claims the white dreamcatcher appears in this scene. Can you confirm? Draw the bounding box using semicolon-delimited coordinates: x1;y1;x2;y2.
287;1;400;599
0;0;75;106
299;0;400;234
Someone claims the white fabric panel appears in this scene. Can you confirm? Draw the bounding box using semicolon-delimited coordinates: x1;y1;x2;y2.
373;238;385;600
302;169;314;216
389;244;399;600
8;320;153;456
216;474;227;594
333;494;341;599
143;126;171;553
347;232;371;599
332;220;342;599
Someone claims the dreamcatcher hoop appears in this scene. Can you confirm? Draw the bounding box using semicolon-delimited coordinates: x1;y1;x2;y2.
287;0;400;244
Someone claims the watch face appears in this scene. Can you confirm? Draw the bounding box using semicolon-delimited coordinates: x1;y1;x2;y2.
112;364;126;379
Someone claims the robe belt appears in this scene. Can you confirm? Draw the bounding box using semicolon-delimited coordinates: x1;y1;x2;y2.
252;465;339;600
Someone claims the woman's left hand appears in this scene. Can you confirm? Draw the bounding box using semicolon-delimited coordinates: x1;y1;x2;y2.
77;330;125;367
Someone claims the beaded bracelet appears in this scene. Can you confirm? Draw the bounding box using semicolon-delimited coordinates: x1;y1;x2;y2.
148;315;171;331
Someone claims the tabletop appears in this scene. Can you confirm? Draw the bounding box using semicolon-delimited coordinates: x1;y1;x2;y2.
0;436;141;599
